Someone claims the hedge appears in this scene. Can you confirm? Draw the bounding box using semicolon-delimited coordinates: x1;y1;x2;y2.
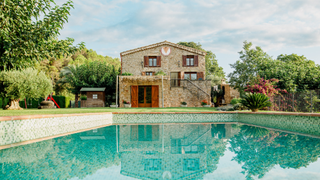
1;96;69;109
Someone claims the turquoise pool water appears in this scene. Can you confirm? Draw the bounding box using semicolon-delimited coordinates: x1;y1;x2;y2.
1;123;320;180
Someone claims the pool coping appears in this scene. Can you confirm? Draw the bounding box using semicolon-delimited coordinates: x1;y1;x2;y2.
1;111;320;121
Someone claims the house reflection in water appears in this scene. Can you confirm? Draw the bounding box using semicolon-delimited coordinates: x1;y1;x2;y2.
117;123;238;179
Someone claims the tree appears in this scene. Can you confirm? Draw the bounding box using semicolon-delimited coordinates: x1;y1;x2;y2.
177;42;225;79
0;68;53;110
260;54;320;92
228;41;273;92
59;61;120;107
0;0;84;70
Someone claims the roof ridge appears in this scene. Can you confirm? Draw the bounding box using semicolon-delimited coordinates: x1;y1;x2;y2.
120;41;206;56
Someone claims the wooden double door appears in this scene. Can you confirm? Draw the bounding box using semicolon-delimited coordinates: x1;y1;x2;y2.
131;85;159;107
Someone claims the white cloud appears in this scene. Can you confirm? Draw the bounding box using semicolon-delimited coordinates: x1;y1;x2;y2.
57;0;320;74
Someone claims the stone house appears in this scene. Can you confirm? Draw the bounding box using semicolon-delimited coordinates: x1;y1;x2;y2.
119;41;211;108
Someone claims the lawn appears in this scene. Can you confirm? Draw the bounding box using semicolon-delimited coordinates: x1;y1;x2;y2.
0;107;217;116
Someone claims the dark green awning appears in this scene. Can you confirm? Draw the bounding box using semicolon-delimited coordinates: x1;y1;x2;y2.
80;87;106;92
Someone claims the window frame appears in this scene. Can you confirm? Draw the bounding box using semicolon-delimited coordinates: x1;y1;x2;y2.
148;56;157;67
184;72;197;80
146;72;154;76
186;55;195;67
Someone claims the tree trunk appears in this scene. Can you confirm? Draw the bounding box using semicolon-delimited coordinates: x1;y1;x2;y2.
24;98;27;109
75;93;79;108
5;99;23;110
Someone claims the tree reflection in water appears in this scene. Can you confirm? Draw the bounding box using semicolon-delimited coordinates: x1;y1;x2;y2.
229;125;320;180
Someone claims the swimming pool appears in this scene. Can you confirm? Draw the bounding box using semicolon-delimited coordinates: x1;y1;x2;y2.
1;123;320;180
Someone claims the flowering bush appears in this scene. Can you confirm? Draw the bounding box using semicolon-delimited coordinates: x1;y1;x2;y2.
201;100;208;106
245;76;287;97
123;100;130;104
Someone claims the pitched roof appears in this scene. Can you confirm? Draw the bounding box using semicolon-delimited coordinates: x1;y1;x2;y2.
80;87;106;92
120;40;207;56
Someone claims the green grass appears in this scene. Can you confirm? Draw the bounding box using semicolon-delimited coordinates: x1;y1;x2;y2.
0;107;217;116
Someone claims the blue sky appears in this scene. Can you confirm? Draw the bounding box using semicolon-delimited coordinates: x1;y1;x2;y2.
56;0;320;75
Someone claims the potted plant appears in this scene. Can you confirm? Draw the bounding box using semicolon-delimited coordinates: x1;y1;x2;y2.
123;100;131;108
180;102;187;107
240;93;272;112
110;102;118;108
201;100;210;107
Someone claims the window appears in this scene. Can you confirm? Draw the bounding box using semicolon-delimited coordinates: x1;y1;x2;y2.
146;72;154;76
182;55;198;67
184;72;197;80
149;56;157;67
144;159;162;171
186;56;194;66
92;94;98;99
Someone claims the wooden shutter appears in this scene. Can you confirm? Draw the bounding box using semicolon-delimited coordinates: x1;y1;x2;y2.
131;86;138;107
194;55;198;67
182;55;187;67
144;56;149;67
141;72;146;76
157;56;161;67
151;85;159;107
197;72;204;80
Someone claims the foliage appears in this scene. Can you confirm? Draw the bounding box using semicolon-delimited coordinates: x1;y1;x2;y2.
206;74;224;86
0;0;85;70
121;72;133;76
260;53;320;92
59;61;120;105
228;41;273;92
245;76;287;96
228;41;320;93
201;99;208;105
230;98;241;105
155;70;166;76
177;42;225;78
0;68;52;100
181;101;187;105
123;100;130;104
229;125;320;180
233;103;247;110
240;93;272;112
80;95;87;100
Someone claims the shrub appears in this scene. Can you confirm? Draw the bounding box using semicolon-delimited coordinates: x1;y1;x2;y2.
155;70;166;76
80;95;87;100
230;98;241;105
233;103;247;110
181;102;187;105
122;72;133;76
240;93;272;112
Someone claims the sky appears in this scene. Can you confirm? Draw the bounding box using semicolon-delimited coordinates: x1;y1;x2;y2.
56;0;320;76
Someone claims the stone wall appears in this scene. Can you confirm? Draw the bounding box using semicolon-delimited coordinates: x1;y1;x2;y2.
119;76;211;107
121;44;206;77
221;84;240;104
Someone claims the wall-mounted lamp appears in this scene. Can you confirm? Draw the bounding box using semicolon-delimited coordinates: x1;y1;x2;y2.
141;61;144;68
178;61;180;67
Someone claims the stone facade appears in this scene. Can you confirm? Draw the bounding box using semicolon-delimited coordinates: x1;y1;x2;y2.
119;41;211;108
119;76;211;107
221;84;240;104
